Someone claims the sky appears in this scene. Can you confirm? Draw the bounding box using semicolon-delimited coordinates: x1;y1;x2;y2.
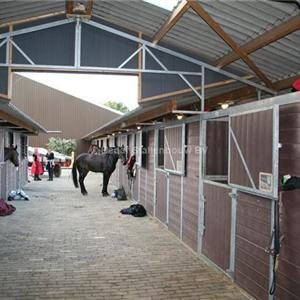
17;72;139;111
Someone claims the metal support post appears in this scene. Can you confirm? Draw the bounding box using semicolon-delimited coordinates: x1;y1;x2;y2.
201;66;205;111
74;17;82;68
198;119;207;254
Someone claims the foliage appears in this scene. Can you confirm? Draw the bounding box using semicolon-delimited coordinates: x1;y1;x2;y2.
104;101;129;113
47;137;76;156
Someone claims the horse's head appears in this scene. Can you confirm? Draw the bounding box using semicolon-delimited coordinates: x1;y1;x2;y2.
117;146;128;165
4;145;19;167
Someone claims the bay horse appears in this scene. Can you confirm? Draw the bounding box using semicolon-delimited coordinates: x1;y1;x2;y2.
4;145;19;167
72;146;127;196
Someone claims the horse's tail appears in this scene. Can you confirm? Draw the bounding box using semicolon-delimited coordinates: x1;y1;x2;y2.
72;160;79;188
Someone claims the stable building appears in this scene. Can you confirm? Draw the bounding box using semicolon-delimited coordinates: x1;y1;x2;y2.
0;95;46;199
0;1;300;299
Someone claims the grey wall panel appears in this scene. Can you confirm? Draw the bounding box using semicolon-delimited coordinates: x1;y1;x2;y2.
81;23;138;69
13;23;75;66
142;55;227;98
0;44;6;64
0;67;8;94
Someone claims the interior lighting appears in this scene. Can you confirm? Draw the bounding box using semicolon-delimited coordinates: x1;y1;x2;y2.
137;126;141;130
221;103;229;110
176;114;183;120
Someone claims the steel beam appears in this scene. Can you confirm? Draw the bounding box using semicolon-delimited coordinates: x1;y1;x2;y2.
82;19;276;95
229;126;256;189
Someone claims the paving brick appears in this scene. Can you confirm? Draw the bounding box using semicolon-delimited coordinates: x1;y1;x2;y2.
0;170;252;300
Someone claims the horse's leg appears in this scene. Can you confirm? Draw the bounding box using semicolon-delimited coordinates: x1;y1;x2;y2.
79;169;89;195
102;172;111;197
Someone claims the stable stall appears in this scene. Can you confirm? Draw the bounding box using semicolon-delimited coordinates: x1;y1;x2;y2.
87;91;300;300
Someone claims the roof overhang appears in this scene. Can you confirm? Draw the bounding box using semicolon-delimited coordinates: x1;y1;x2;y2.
83;100;177;141
0;99;47;135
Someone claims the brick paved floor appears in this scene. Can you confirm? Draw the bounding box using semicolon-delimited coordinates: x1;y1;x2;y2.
0;170;251;300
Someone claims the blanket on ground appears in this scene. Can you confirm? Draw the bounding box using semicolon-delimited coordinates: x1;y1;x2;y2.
0;198;16;216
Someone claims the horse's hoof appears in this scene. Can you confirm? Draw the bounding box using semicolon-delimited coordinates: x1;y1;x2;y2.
102;192;109;197
82;192;88;196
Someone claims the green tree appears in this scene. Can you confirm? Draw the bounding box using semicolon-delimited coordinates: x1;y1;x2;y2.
104;101;129;113
47;137;76;156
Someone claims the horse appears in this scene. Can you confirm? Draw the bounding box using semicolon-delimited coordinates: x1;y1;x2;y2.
72;146;127;196
4;145;19;167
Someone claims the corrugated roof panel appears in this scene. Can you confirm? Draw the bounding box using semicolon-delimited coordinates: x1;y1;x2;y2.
93;0;168;35
0;0;298;86
0;1;64;25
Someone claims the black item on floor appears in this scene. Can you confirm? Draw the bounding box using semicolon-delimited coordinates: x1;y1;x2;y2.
282;176;300;191
116;186;127;201
120;204;147;217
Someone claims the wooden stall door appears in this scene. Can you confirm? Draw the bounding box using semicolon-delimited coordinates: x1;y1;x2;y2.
155;170;168;224
202;182;232;271
230;109;273;190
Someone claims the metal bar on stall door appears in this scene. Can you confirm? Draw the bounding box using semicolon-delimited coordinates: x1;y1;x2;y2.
180;174;184;240
229;188;237;277
268;104;279;300
272;105;279;200
229;126;256;189
228;117;231;185
198;119;206;254
268;199;275;300
166;172;170;227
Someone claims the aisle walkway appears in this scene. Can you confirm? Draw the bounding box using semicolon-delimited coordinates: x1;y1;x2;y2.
0;170;251;299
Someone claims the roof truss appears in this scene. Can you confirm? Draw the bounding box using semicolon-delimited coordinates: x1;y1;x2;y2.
187;0;275;90
152;0;190;44
216;14;300;68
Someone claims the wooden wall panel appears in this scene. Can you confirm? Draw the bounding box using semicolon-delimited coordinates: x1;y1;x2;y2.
156;170;167;224
202;182;231;271
230;110;273;188
145;131;154;215
182;122;199;251
168;174;181;238
277;102;300;300
235;192;271;300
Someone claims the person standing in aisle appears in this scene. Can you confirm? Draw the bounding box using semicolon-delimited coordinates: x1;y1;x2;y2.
46;151;55;181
